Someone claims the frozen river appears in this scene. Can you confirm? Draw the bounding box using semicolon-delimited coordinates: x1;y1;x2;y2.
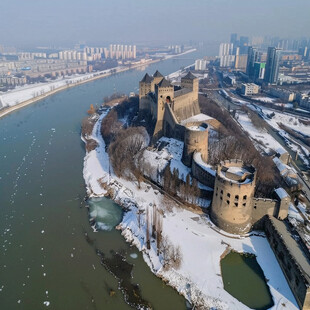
0;51;205;309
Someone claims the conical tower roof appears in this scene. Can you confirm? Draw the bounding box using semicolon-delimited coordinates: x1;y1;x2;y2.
153;70;164;78
157;78;171;88
182;71;197;80
140;73;153;83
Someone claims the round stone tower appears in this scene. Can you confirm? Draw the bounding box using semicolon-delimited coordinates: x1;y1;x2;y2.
182;122;208;167
210;160;256;234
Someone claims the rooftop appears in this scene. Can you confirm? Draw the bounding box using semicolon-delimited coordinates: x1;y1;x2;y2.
274;187;289;199
153;70;163;78
182;71;197;80
157;78;172;88
174;88;192;97
140;73;153;83
181;113;214;125
219;162;254;184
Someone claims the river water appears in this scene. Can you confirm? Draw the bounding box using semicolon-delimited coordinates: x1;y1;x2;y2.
0;50;206;309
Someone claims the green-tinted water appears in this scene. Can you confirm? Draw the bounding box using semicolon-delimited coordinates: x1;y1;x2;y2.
0;51;207;309
220;251;274;310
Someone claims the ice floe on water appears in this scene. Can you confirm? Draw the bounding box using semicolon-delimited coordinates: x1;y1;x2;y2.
129;253;138;259
88;197;123;231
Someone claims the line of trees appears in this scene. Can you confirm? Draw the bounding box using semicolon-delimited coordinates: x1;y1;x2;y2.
143;204;182;270
163;164;201;204
100;96;139;145
108;126;148;185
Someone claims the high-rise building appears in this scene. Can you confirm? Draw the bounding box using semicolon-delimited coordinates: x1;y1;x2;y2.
230;33;238;45
195;59;207;70
298;46;308;60
246;47;259;79
239;36;249;54
219;43;234;67
253;62;265;81
264;47;281;85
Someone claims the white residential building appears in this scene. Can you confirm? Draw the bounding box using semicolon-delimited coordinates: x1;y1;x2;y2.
241;83;260;96
195;59;207;71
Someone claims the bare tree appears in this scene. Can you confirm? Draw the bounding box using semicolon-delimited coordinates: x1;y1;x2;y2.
146;207;150;250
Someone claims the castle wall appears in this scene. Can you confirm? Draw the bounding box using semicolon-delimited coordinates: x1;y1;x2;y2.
264;216;310;310
152;85;174;139
139;81;152;110
251;198;277;224
192;155;216;188
173;96;200;121
210;160;256;234
163;104;185;141
181;79;198;101
277;196;290;220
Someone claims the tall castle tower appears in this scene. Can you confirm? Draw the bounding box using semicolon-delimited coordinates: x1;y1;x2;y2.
139;73;153;110
153;70;164;85
211;160;256;234
182;122;208;166
181;71;199;101
153;78;174;138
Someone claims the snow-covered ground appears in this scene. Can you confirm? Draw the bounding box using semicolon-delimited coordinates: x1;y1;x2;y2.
236;111;283;153
252;96;277;103
0;69;117;108
261;107;310;137
82;112;298;310
166;63;195;83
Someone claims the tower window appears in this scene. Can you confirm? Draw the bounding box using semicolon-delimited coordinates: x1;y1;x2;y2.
243;195;247;200
226;200;230;205
227;193;231;198
234;202;238;207
235;195;239;200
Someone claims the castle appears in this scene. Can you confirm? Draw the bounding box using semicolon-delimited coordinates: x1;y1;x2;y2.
139;70;309;310
138;70;289;234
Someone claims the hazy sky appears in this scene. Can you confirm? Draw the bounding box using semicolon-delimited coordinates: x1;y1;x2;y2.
0;0;309;47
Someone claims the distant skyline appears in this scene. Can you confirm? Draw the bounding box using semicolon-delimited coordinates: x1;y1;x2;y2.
0;0;310;48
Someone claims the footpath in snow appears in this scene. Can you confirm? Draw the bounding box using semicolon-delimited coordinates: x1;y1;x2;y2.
82;112;298;310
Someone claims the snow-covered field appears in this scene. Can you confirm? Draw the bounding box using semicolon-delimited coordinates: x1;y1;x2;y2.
252;96;277;103
261;107;310;137
82;112;298;310
236;111;283;153
0;69;116;108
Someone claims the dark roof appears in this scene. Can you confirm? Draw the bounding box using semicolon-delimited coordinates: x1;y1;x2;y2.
140;73;153;83
153;70;164;78
157;78;172;88
182;71;197;80
174;88;192;98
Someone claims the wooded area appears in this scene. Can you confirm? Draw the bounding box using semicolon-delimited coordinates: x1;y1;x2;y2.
199;95;283;197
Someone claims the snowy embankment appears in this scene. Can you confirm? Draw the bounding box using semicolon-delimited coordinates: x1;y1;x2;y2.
236;111;283;153
261;107;310;136
82;113;298;310
0;69;115;108
259;107;310;165
164;48;197;60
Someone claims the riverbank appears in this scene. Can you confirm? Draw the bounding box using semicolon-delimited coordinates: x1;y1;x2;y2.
0;59;160;119
81;110;298;310
0;49;198;119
